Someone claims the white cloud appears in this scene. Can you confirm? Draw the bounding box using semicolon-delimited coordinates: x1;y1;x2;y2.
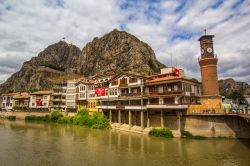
0;0;249;84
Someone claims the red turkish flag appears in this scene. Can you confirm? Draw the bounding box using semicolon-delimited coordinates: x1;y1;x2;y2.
172;68;180;76
95;88;99;95
36;98;41;107
100;87;105;96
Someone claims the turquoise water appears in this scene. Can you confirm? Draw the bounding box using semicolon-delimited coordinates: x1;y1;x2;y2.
0;120;249;166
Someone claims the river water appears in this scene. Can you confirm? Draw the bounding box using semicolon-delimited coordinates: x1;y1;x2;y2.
0;120;249;166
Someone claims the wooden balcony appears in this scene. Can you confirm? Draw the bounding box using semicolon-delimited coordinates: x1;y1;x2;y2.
119;84;128;88
120;93;142;98
147;90;183;96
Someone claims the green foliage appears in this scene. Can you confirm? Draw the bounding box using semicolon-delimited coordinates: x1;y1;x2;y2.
42;64;65;71
182;130;207;140
50;110;62;122
24;109;110;129
57;116;74;124
148;59;157;71
25;115;51;122
90;113;110;129
227;91;244;100
149;128;173;138
57;109;110;129
77;109;89;116
28;88;40;93
6;115;16;121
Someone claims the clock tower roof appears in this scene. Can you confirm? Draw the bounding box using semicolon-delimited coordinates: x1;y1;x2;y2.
198;35;214;41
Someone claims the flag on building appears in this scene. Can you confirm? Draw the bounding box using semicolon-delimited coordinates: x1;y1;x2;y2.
172;68;180;76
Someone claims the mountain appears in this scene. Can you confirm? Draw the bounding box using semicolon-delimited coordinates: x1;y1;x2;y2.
219;79;250;96
0;29;165;93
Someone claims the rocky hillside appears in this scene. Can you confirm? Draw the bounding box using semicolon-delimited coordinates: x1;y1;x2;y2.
219;79;250;96
0;29;165;93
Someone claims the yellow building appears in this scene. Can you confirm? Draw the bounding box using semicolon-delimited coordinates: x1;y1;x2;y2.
76;80;102;114
13;93;30;111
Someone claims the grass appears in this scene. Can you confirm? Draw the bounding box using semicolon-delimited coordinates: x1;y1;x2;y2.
182;130;207;140
6;115;16;121
149;128;173;138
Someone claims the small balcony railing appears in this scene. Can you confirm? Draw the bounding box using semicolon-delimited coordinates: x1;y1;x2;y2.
120;93;142;97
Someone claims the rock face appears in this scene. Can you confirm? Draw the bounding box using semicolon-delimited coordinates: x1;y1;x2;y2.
0;29;165;93
219;79;250;96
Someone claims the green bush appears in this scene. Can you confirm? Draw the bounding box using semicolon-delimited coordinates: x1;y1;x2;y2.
57;116;74;124
25;115;51;122
90;113;110;129
182;130;207;140
6;115;16;121
24;109;110;130
50;110;62;122
149;128;173;138
77;109;89;116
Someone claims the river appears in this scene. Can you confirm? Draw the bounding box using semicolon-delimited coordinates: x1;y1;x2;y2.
0;120;249;166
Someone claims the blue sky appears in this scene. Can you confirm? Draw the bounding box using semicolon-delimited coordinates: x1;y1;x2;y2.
0;0;249;83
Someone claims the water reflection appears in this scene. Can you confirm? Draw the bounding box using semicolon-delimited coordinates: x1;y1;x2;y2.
0;119;249;166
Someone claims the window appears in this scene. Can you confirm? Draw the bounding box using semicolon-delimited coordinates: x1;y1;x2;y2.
32;103;35;106
120;77;127;84
2;103;5;108
44;95;47;100
129;77;137;83
32;95;36;99
111;80;118;85
3;97;6;100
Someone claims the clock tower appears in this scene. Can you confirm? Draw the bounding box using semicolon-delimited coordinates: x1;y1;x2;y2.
198;34;222;112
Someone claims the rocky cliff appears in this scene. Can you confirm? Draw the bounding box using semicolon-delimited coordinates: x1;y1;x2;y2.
0;29;165;93
219;79;250;96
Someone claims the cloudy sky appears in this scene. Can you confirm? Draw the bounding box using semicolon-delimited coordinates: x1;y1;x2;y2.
0;0;249;83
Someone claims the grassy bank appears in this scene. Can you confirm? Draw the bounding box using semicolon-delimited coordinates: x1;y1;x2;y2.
25;109;110;129
149;128;173;138
182;130;207;140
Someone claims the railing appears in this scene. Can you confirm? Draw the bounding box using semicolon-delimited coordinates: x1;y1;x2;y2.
120;93;142;97
188;110;250;116
146;90;183;96
119;84;128;87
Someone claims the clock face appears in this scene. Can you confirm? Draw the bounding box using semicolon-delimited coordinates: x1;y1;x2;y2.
207;47;213;53
201;49;204;54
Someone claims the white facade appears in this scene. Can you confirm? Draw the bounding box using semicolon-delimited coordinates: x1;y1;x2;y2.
1;94;16;110
29;93;51;109
66;80;77;110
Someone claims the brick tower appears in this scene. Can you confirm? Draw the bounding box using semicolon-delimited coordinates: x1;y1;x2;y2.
198;35;222;113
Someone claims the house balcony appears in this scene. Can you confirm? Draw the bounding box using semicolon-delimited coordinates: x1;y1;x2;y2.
119;84;128;88
146;104;188;109
119;93;142;98
147;90;183;97
52;98;66;101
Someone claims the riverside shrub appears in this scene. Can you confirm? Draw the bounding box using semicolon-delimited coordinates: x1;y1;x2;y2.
57;109;110;129
50;110;62;122
182;130;206;140
149;128;173;138
25;115;51;122
24;109;110;129
6;115;16;121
